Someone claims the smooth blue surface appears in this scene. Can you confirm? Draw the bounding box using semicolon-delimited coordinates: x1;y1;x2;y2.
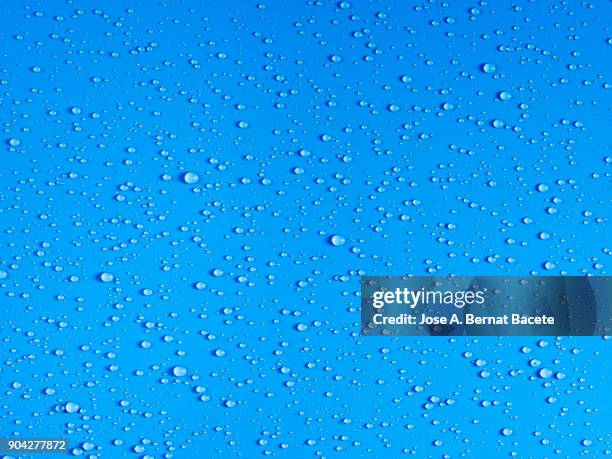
0;1;610;457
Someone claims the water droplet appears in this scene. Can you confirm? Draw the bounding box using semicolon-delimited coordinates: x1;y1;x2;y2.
99;272;114;283
538;368;553;378
481;63;496;74
64;402;79;413
330;235;346;246
543;261;556;270
183;172;199;184
171;366;187;377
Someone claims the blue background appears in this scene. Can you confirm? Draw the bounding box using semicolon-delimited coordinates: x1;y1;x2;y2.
0;0;610;457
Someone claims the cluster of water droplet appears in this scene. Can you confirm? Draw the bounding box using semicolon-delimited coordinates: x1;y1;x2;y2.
0;0;610;457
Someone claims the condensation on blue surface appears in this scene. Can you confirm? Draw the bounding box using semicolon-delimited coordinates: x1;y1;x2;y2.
0;0;611;457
